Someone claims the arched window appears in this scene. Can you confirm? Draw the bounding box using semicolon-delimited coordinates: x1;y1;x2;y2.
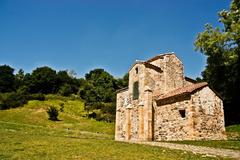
135;67;138;74
133;81;139;100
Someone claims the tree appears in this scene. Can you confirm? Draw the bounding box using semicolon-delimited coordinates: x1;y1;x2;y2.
57;70;80;95
116;73;129;89
0;65;15;93
15;69;25;90
80;69;120;122
84;69;117;103
28;66;58;94
195;0;240;125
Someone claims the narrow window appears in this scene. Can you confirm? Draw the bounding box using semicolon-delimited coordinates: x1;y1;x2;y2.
135;67;138;74
133;81;139;100
179;109;186;118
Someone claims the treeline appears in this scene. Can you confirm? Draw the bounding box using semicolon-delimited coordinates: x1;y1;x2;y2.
0;65;128;122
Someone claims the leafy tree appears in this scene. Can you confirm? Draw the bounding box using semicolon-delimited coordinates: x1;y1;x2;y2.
58;83;73;96
57;70;72;85
28;66;58;94
15;69;25;90
83;69;117;103
57;70;80;95
195;0;240;125
15;69;25;81
116;73;129;89
80;69;122;122
0;65;15;93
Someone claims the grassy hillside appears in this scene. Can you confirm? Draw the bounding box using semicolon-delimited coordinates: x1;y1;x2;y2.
0;95;114;135
0;96;225;160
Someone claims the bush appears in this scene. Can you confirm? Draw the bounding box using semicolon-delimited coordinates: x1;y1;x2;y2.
84;102;116;122
59;103;64;112
58;84;73;96
88;112;97;119
0;92;28;110
28;93;45;101
47;106;59;121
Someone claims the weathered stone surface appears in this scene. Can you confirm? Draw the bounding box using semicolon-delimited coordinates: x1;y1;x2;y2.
115;53;226;142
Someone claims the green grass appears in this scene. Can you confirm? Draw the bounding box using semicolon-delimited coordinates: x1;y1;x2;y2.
167;125;240;151
0;122;224;160
0;97;227;160
226;124;240;132
168;140;240;151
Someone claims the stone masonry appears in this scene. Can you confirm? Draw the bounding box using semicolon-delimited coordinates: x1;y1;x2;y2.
115;53;226;141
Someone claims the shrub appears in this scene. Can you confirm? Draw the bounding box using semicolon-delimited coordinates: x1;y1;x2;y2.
58;84;73;96
47;106;59;121
88;112;97;119
59;103;64;112
0;92;28;110
28;93;45;101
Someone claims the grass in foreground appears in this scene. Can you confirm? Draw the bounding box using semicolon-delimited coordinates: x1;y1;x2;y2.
0;97;227;160
0;121;226;160
168;140;240;151
167;125;240;151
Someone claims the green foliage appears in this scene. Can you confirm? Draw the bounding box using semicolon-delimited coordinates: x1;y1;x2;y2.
58;83;73;96
28;66;58;94
47;106;59;121
195;0;240;125
28;93;45;101
86;102;116;122
81;69;117;103
57;70;80;95
0;92;28;109
116;73;129;88
0;64;126;122
15;69;25;89
226;124;240;132
0;65;15;93
80;69;127;122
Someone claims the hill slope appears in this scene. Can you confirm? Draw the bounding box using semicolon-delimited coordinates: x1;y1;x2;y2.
0;97;230;160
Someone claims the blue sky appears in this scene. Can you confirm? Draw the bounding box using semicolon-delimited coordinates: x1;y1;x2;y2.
0;0;230;78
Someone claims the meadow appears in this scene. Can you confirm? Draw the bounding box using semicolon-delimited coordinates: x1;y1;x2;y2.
0;96;236;160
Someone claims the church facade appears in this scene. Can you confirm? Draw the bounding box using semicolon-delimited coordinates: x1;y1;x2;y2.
115;53;226;141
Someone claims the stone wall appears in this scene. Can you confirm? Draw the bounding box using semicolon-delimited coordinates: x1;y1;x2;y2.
153;86;226;141
191;87;226;140
128;63;145;101
149;54;184;94
154;97;193;141
115;89;128;140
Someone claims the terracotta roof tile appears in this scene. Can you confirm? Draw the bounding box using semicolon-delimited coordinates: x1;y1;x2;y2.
154;82;208;100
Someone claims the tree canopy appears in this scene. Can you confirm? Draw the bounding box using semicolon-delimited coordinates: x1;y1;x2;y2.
0;65;15;93
0;64;128;122
195;0;240;124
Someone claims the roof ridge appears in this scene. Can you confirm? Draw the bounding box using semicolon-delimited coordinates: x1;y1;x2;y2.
146;52;175;62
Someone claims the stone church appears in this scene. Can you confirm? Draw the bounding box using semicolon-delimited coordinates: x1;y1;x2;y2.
115;53;226;141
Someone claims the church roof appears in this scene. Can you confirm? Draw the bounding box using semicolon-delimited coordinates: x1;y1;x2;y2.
154;82;208;100
128;53;176;72
116;87;128;93
146;53;174;62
